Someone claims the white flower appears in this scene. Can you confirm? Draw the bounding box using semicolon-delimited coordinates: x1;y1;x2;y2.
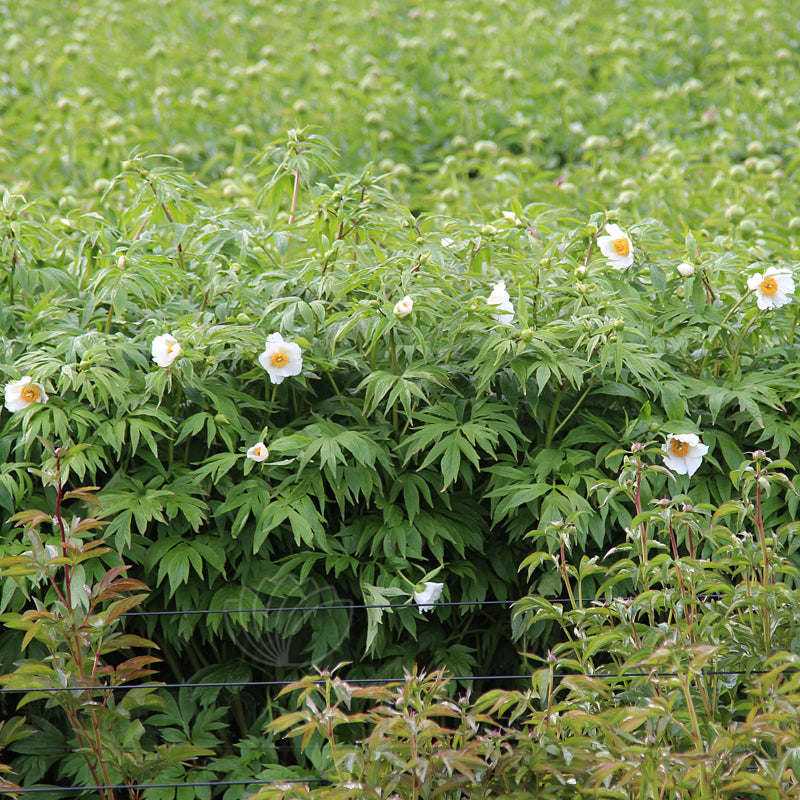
258;333;303;384
4;376;49;412
393;295;413;318
677;262;695;277
413;581;444;612
596;223;635;270
662;434;709;478
151;333;181;367
746;266;794;310
502;210;522;225
487;281;514;324
246;442;269;462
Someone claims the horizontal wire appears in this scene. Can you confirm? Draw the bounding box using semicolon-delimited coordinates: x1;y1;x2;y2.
7;777;326;795
0;668;773;694
121;599;519;617
120;592;724;617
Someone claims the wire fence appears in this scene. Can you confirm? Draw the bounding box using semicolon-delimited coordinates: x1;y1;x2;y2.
0;591;777;797
5;778;327;795
0;668;775;695
120;598;520;616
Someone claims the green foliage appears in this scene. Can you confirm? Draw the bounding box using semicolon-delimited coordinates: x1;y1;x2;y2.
2;0;800;793
259;454;800;799
0;452;213;798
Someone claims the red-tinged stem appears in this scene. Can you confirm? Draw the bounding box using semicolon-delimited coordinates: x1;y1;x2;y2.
583;217;608;268
635;457;647;571
288;166;301;225
755;466;769;586
67;709;114;800
55;451;73;611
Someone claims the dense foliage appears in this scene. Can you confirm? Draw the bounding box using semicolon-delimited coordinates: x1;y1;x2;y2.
1;0;800;795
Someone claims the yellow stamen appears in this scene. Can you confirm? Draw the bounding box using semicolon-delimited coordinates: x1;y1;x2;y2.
613;237;630;256
670;439;690;457
271;351;289;368
760;276;778;296
20;384;40;403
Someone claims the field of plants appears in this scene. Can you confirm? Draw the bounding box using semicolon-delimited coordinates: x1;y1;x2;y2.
1;0;800;796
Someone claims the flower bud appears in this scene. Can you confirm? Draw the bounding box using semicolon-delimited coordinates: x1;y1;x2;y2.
728;165;748;181
725;204;746;222
676;262;695;277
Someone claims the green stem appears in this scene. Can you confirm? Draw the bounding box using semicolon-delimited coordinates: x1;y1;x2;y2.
544;382;566;449
168;382;183;469
681;675;709;798
104;299;114;334
728;316;758;377
154;633;185;683
288;166;301;225
230;692;249;739
389;328;399;436
699;289;753;375
755;466;770;588
551;382;593;440
8;247;16;304
559;539;577;610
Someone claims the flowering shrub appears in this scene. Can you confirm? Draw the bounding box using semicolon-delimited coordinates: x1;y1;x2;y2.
1;0;800;793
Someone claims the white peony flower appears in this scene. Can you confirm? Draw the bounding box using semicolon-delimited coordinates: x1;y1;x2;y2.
596;223;635;270
487;281;514;324
746;266;794;310
151;333;181;367
662;433;709;478
413;581;444;612
4;376;49;412
393;295;414;318
677;262;695;277
246;442;269;462
258;333;303;384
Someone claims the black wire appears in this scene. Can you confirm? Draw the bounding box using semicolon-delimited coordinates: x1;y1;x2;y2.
4;777;326;795
120;599;518;617
119;593;725;617
0;669;773;694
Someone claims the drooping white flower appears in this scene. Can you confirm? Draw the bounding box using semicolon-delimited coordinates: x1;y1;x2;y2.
487;281;514;324
258;333;303;384
746;266;794;310
413;581;444;612
677;262;695;277
662;433;709;478
151;333;181;367
393;295;413;318
246;442;269;462
4;376;49;412
597;223;635;270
